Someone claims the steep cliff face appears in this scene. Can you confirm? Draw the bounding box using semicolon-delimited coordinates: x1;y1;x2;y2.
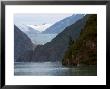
62;14;97;66
32;15;89;62
14;25;33;62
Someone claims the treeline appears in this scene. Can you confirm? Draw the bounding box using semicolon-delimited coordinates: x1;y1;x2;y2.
62;14;97;66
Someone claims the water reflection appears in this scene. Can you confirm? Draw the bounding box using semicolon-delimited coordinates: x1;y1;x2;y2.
14;62;97;76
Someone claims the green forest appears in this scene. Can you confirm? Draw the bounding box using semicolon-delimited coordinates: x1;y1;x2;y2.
62;14;97;66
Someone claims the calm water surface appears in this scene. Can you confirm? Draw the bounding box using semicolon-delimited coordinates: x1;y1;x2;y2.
14;62;97;76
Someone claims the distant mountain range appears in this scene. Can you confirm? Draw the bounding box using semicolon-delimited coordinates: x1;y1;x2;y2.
32;15;89;62
15;24;39;35
29;23;53;32
24;26;40;44
14;14;91;62
15;14;84;45
42;14;85;34
16;23;53;33
15;24;53;45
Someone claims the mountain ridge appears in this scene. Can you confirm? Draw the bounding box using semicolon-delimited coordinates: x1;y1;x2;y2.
62;14;97;66
32;15;89;62
42;14;84;34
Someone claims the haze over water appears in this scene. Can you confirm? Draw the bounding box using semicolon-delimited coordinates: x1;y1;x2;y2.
14;62;97;76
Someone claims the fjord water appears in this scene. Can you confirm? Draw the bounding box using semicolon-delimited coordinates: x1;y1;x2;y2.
14;62;97;76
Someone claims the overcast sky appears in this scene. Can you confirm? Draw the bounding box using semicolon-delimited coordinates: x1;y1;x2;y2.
14;13;73;25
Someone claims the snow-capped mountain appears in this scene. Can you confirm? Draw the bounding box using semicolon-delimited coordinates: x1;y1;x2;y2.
28;23;53;32
16;23;53;33
15;24;54;45
15;14;85;45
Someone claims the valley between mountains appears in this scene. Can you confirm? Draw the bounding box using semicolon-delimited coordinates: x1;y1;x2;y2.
14;14;97;67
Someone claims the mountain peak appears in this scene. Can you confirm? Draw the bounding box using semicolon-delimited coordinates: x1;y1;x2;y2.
28;23;53;32
42;14;85;34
